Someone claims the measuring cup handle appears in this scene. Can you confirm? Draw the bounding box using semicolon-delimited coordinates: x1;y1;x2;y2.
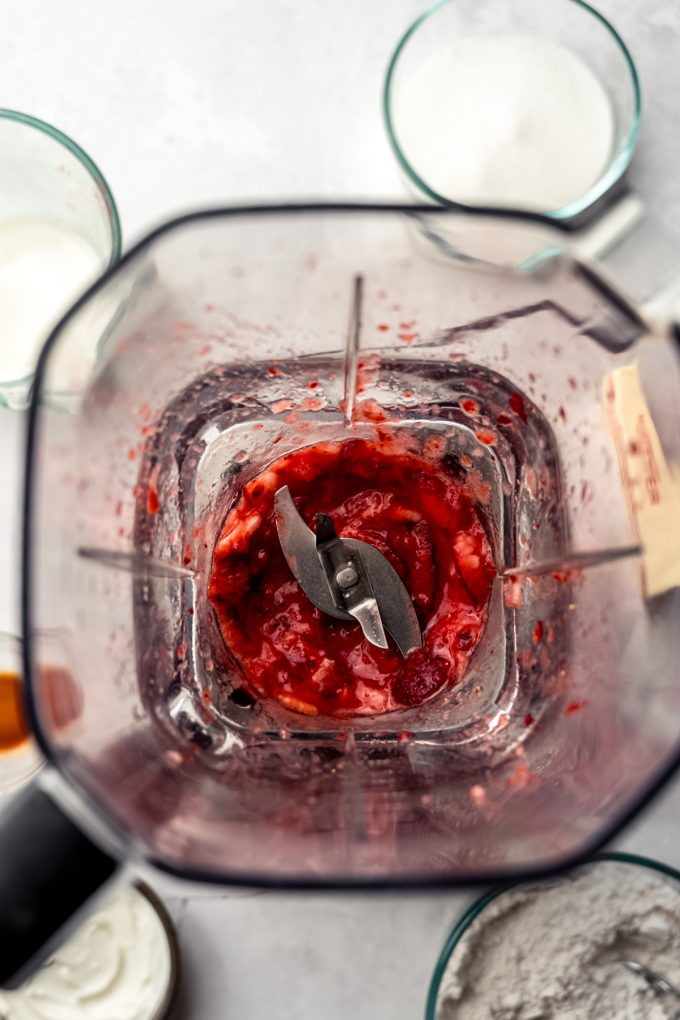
573;190;680;320
0;781;119;988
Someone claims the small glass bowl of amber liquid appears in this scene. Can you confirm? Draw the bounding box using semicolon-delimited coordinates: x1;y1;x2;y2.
0;634;42;796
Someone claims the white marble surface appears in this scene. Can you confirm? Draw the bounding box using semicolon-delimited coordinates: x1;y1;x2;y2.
1;1;680;1017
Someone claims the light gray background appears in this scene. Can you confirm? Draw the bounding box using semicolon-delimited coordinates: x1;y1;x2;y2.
1;2;680;1017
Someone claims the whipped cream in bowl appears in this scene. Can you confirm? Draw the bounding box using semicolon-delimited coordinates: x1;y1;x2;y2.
0;883;179;1020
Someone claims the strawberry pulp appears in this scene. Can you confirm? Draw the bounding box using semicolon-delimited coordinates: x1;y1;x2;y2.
209;439;495;716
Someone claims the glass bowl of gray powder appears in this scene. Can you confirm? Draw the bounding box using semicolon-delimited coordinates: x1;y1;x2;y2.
427;853;680;1020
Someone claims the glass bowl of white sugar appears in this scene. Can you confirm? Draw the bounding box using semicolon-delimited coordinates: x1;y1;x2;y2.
0;111;120;408
426;853;680;1020
383;0;640;223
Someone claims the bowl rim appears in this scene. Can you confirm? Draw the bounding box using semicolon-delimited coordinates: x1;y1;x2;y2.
383;0;642;222
134;881;181;1020
424;849;680;1020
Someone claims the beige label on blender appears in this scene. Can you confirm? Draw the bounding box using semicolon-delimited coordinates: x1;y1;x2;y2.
605;363;680;598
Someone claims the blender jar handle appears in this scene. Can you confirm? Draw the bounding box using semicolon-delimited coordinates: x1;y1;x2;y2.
0;780;119;988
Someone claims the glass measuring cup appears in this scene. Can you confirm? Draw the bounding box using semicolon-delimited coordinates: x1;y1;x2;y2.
383;0;640;219
1;203;679;986
0;110;120;408
382;0;680;307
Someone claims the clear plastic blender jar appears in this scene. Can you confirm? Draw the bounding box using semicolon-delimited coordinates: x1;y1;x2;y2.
2;203;679;986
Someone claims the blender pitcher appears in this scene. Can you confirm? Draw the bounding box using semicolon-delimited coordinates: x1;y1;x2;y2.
2;204;680;985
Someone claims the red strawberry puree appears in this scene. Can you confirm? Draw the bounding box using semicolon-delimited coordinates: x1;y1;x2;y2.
209;439;495;716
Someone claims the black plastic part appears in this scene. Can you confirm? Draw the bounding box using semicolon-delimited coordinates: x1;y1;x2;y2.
0;783;119;988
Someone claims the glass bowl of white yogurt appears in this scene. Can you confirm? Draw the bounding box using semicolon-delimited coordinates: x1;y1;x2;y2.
383;0;641;223
0;110;120;408
426;853;680;1020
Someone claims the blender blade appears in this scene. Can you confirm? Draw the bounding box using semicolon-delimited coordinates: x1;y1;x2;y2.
314;510;388;649
274;485;422;656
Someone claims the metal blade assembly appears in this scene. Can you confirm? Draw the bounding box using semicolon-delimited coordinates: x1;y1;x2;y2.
274;485;422;657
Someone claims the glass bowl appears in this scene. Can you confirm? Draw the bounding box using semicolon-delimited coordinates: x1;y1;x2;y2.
425;851;680;1020
0;632;43;795
383;0;641;222
0;110;121;407
0;881;180;1018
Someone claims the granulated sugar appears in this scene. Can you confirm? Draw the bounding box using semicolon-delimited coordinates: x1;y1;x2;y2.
393;34;614;212
437;861;680;1019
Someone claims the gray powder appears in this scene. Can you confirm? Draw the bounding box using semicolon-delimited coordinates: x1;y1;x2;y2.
437;861;680;1020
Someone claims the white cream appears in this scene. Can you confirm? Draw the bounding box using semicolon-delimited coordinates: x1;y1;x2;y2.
0;218;103;384
394;33;615;212
0;886;174;1020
